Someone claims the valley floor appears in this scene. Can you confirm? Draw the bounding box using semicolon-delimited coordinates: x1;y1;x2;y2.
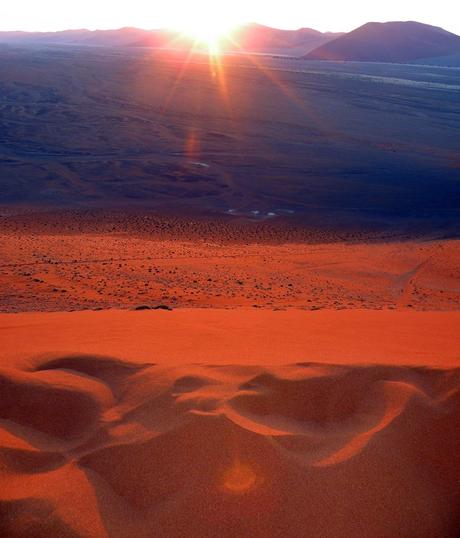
1;210;459;313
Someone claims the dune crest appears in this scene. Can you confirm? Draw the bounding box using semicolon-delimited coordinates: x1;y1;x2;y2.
1;354;459;537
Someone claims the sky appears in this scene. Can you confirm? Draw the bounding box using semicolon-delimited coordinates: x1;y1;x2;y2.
1;0;459;35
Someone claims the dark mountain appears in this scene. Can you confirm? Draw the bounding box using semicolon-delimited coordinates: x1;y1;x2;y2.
304;21;460;63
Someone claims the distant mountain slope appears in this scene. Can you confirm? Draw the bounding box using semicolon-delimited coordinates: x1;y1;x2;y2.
0;27;154;47
229;24;343;55
304;21;460;63
0;25;341;56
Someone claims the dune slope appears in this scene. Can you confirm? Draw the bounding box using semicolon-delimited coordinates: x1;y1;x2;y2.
1;353;459;537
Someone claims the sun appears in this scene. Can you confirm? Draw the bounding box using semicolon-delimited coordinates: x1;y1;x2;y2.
180;20;233;46
169;9;242;53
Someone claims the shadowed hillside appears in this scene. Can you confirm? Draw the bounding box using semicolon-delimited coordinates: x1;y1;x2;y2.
305;21;460;63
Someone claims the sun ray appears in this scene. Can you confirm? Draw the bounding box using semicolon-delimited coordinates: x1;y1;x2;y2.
224;33;310;113
159;44;199;114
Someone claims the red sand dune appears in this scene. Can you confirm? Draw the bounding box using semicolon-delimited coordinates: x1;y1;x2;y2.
1;308;460;367
1;309;460;537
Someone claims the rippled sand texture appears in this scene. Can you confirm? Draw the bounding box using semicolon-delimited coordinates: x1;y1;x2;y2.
1;354;459;537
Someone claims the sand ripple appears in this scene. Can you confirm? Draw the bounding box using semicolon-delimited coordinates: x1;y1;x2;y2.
1;355;459;537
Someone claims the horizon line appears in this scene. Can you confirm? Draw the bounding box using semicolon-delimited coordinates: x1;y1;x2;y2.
0;19;458;37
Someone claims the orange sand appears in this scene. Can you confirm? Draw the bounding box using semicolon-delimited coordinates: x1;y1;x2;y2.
1;309;459;536
1;308;459;367
2;212;459;313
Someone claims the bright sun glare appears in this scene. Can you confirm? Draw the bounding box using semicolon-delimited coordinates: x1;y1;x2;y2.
179;20;232;44
170;8;243;53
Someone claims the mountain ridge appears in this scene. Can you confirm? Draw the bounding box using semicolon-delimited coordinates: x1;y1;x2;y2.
2;21;460;64
304;21;460;63
0;24;342;56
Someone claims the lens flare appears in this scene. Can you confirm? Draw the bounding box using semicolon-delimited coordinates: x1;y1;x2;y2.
222;460;257;494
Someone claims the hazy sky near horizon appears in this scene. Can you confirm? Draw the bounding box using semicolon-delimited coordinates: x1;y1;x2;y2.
1;0;459;35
